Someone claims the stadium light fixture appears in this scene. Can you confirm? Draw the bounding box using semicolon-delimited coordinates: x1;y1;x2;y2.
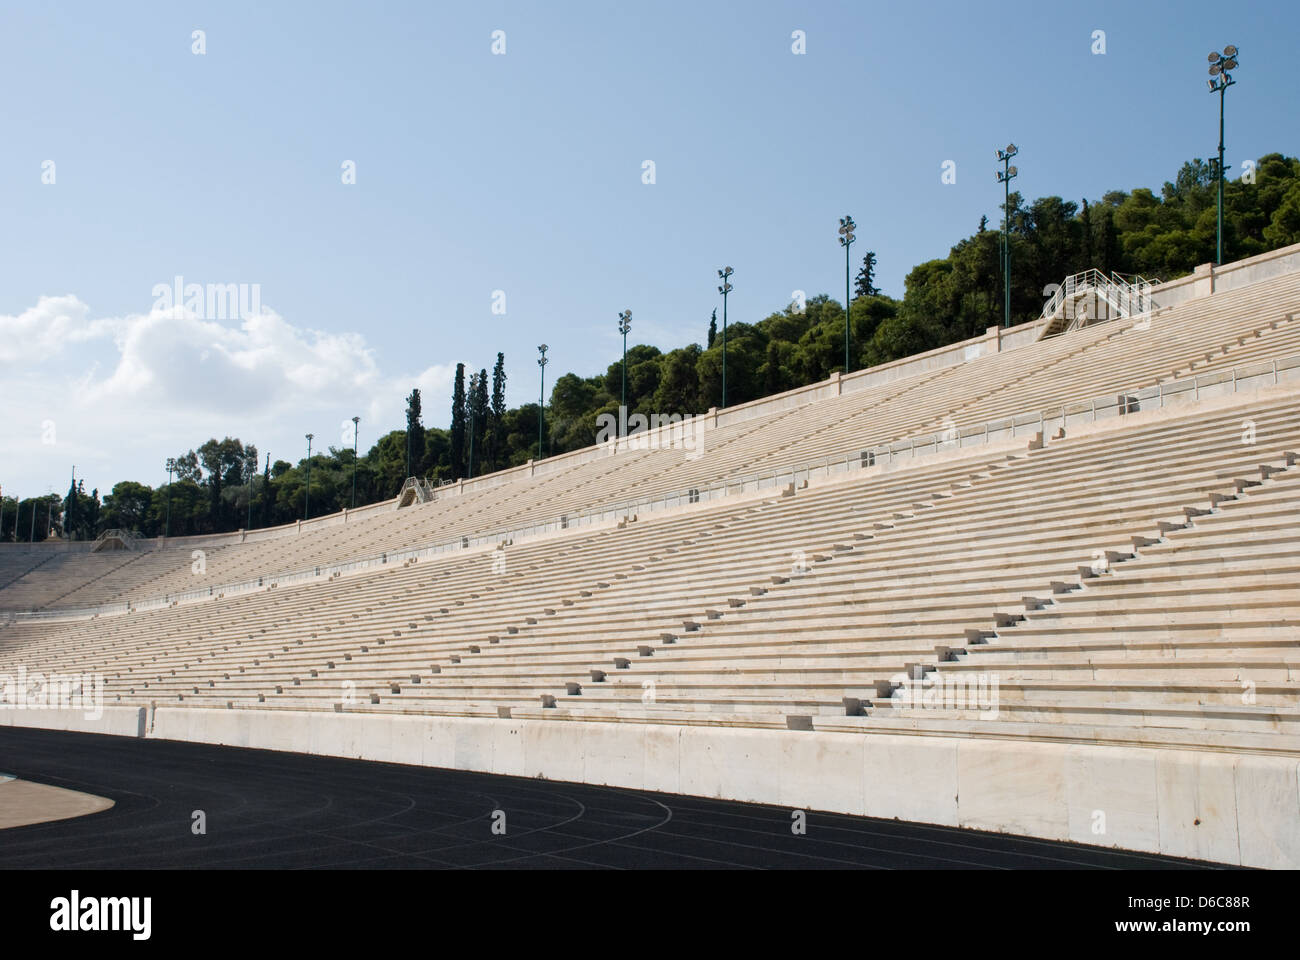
996;144;1020;328
717;267;733;407
351;416;360;509
838;216;856;373
618;310;632;435
537;345;549;461
304;433;313;520
1206;45;1240;266
164;457;176;539
245;449;256;531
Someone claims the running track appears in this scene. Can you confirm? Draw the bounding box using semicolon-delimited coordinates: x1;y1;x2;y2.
0;726;1215;869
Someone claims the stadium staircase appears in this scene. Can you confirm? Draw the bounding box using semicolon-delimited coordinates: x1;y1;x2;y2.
397;477;436;508
1037;268;1159;339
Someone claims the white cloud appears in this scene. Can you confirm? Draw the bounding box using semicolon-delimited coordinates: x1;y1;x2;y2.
0;295;116;364
0;297;455;496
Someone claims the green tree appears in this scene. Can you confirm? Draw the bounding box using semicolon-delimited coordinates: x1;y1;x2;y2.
101;481;154;535
467;369;489;476
1264;181;1300;247
405;388;425;479
449;364;466;478
488;352;507;471
0;495;18;541
260;455;273;528
653;344;702;415
854;251;879;297
374;430;411;498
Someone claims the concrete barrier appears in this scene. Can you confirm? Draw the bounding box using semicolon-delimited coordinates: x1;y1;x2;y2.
0;705;145;738
4;706;1296;868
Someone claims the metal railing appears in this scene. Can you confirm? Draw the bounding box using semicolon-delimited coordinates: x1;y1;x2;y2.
92;528;140;551
396;477;436;507
1041;269;1160;336
8;352;1297;625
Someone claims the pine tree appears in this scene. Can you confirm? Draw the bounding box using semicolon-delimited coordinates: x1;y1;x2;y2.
854;251;879;298
450;363;467;479
707;309;717;349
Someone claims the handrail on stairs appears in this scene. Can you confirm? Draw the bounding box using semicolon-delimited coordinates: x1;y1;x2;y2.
1039;268;1161;338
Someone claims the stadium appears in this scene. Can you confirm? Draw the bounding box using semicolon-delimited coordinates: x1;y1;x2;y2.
1;6;1298;916
5;241;1300;873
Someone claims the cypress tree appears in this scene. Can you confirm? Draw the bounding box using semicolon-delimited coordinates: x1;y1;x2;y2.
471;367;489;476
261;454;273;527
489;352;507;471
405;388;425;478
450;364;467;479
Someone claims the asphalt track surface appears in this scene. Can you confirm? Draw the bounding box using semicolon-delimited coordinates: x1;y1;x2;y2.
0;725;1214;869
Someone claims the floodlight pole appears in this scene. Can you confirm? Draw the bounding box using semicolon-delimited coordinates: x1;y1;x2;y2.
537;345;549;460
839;216;856;372
717;268;733;408
304;431;314;520
1003;166;1011;327
1207;61;1237;265
845;240;851;371
996;145;1020;328
1217;81;1225;265
164;458;175;539
351;416;360;508
618;310;632;435
246;453;254;531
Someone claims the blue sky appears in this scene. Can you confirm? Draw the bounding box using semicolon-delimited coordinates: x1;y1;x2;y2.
2;0;1297;498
